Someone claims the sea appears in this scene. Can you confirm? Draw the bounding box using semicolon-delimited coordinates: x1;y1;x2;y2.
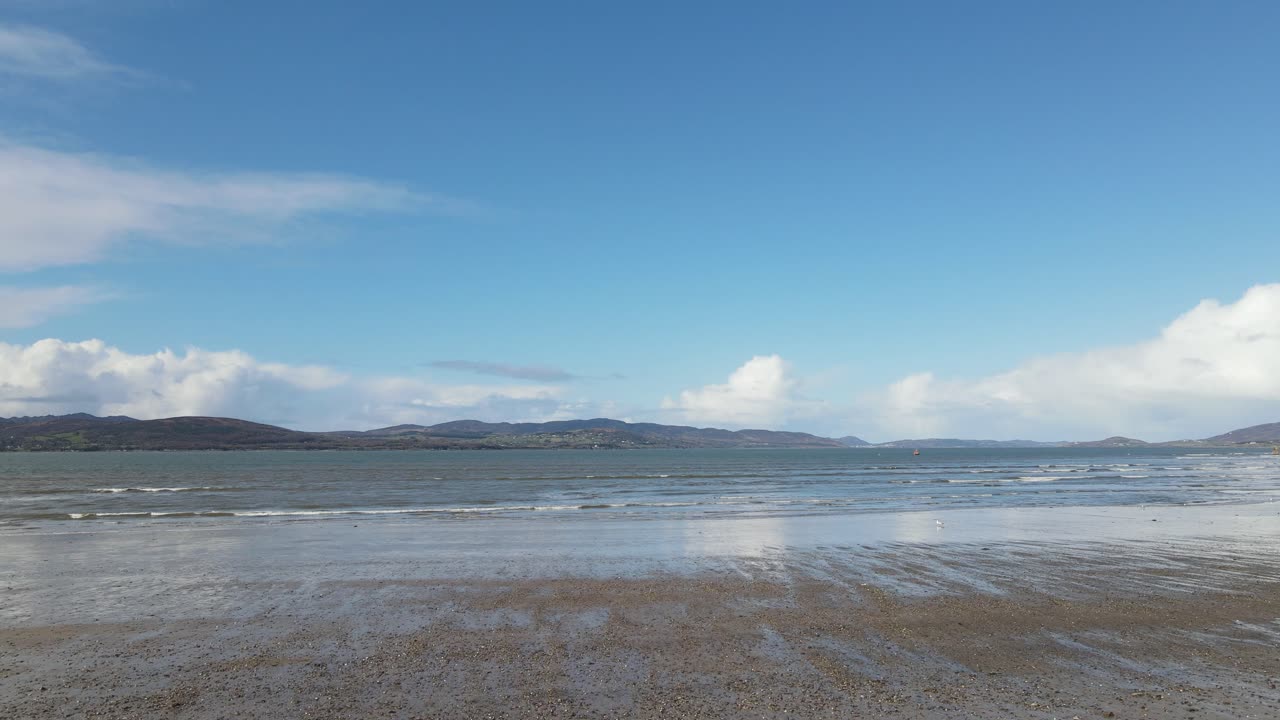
2;447;1279;528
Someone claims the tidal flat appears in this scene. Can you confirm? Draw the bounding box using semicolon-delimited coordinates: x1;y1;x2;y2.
3;502;1279;719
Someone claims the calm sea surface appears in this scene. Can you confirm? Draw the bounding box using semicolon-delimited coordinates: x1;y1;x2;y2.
1;448;1278;526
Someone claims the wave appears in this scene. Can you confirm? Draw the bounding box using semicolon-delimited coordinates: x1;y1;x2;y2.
68;511;236;519
488;472;778;482
236;501;709;517
54;498;750;521
91;486;230;494
232;503;610;517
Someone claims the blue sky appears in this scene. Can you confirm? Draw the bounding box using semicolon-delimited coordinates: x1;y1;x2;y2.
1;1;1279;440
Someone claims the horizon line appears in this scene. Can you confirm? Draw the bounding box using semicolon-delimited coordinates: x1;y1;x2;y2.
3;412;1274;446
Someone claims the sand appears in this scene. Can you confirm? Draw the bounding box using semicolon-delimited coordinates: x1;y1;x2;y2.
3;503;1279;718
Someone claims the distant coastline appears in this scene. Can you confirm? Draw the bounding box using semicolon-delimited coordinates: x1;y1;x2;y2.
2;414;1279;452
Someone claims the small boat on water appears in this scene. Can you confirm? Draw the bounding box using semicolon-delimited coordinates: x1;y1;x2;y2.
1273;445;1279;455
913;449;920;456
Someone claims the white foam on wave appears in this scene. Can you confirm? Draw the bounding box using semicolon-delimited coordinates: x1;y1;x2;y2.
233;502;632;517
63;500;721;521
236;507;500;517
68;511;233;519
91;487;222;493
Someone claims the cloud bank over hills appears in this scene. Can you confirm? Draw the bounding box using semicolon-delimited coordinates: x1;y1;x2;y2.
658;284;1280;441
1;283;1277;439
865;283;1280;441
0;339;585;432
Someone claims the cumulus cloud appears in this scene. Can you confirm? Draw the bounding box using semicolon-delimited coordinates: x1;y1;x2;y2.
662;354;817;428
0;285;111;327
428;360;577;382
865;283;1280;441
0;141;429;272
0;23;137;81
0;339;585;430
0;339;347;423
8;283;1279;441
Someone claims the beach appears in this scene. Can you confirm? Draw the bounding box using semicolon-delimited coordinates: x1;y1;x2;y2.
3;499;1280;719
6;2;1279;715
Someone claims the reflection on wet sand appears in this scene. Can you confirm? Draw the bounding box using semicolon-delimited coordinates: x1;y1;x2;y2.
681;516;788;559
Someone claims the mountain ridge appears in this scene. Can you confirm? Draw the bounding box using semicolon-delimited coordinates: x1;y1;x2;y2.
1205;421;1280;444
0;415;843;451
1;414;1278;451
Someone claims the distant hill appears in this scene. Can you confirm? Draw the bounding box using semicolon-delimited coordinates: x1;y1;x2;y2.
1065;436;1149;448
0;412;135;425
1204;422;1280;444
873;438;1062;449
348;418;845;448
0;414;843;451
861;425;1280;448
0;415;333;451
4;414;1279;452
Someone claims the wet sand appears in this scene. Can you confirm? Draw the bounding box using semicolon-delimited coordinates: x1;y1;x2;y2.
3;503;1280;718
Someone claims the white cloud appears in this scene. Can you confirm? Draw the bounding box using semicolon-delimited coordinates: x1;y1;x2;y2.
864;283;1280;441
0;338;584;430
662;354;816;428
7;284;1278;441
0;141;428;272
351;376;569;428
0;339;348;423
0;24;136;81
0;285;110;327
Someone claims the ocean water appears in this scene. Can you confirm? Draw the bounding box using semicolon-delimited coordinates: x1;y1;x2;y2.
1;447;1278;526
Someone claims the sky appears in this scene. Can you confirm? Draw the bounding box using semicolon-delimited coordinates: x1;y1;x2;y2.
1;1;1279;441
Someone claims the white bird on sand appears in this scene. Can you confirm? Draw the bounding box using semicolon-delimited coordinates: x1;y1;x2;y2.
936;519;945;528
